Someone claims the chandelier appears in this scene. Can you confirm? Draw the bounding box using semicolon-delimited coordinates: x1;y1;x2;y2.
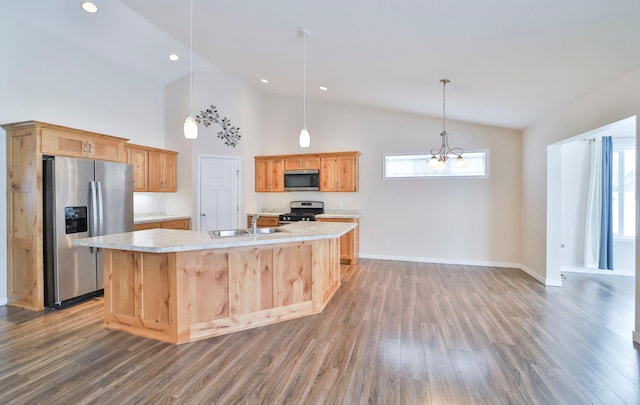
428;79;465;169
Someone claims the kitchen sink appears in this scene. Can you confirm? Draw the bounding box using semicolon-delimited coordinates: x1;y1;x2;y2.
209;229;250;237
208;227;288;238
252;227;287;234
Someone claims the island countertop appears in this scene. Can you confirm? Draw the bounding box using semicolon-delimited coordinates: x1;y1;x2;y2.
74;221;357;253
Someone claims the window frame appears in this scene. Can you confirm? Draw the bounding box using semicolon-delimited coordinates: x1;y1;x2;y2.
612;139;636;240
382;150;490;180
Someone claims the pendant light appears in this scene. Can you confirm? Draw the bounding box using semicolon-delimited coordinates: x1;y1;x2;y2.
427;79;465;168
183;0;198;139
298;29;311;148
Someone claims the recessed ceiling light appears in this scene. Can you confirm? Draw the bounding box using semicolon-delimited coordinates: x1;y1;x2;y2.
260;79;269;83
168;54;179;61
81;2;98;13
319;86;328;91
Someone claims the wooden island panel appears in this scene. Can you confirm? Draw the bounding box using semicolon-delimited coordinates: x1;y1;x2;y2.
102;238;340;344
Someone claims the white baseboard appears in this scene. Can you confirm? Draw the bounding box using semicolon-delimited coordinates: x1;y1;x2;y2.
562;266;636;277
0;298;7;306
359;254;559;286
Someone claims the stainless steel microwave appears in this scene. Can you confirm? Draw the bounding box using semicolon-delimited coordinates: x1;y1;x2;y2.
284;169;320;191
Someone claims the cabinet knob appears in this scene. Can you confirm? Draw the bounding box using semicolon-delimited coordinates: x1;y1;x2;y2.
201;213;206;217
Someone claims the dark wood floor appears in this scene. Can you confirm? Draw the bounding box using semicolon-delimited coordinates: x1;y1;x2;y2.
0;259;638;404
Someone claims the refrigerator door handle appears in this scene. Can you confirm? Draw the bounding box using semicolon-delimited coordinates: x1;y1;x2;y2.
96;181;104;236
89;181;98;253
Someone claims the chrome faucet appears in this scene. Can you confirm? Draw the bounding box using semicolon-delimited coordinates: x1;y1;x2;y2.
251;214;259;234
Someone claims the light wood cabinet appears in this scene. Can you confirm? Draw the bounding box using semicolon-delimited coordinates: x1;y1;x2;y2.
255;151;359;193
133;218;191;231
125;145;149;192
284;156;320;170
316;217;359;264
255;157;284;192
2;121;129;310
148;149;177;192
126;144;177;192
320;153;359;192
247;215;280;228
41;127;127;163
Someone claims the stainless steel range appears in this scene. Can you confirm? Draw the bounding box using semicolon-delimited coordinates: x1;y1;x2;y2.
279;201;324;224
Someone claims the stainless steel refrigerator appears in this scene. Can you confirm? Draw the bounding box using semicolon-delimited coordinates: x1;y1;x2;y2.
43;156;133;308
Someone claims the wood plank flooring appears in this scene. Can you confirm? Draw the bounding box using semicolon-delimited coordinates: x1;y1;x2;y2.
0;259;638;404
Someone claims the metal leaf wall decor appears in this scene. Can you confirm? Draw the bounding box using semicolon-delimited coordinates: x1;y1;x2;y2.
195;105;242;147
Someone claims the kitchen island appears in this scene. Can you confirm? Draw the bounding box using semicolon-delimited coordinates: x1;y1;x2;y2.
74;221;356;344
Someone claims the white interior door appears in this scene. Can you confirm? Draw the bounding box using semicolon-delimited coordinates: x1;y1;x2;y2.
198;156;240;231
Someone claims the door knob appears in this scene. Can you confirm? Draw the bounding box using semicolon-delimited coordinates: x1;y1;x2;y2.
201;213;206;216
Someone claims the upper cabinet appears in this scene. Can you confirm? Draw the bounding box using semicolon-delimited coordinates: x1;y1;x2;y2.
255;151;360;193
125;145;148;192
255;157;284;192
126;144;177;193
41;127;127;163
320;153;359;192
148;149;177;192
284;156;320;170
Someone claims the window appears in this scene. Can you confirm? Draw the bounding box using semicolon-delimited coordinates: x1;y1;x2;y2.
612;141;636;238
383;151;488;179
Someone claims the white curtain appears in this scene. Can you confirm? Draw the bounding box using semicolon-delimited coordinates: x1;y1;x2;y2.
584;139;602;268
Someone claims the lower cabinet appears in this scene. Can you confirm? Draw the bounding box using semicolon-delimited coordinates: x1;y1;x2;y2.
316;217;359;265
134;218;191;231
247;215;280;228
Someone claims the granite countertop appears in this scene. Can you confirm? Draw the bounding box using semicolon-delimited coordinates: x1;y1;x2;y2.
134;214;191;224
74;221;357;253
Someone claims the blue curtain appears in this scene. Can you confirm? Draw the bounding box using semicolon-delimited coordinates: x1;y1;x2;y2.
599;136;614;270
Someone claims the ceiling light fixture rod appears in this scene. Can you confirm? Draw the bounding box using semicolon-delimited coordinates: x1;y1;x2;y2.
183;0;198;139
298;28;311;148
428;79;465;169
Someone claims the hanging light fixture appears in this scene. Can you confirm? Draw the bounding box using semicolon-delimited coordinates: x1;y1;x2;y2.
428;79;465;169
183;0;198;140
298;29;311;148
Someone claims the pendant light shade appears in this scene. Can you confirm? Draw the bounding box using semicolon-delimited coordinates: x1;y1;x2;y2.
299;128;310;148
184;114;198;139
184;0;198;139
298;29;311;148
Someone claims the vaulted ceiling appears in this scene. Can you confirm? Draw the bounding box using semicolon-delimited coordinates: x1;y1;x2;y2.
3;0;640;129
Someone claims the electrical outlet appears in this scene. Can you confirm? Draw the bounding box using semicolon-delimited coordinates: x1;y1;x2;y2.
384;237;390;245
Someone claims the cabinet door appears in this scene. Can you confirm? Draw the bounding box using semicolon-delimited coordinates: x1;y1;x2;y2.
134;222;161;231
161;152;177;192
148;151;177;192
336;155;358;192
320;155;358;192
255;158;284;192
41;128;87;158
320;157;339;191
87;136;126;162
255;159;270;192
126;146;149;192
148;151;163;191
284;156;320;170
270;159;284;191
247;215;280;228
162;218;190;230
316;217;359;264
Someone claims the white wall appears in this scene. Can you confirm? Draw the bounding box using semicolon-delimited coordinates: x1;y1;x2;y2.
523;68;640;281
259;93;523;267
560;140;591;268
0;12;166;304
163;71;264;225
521;66;640;341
